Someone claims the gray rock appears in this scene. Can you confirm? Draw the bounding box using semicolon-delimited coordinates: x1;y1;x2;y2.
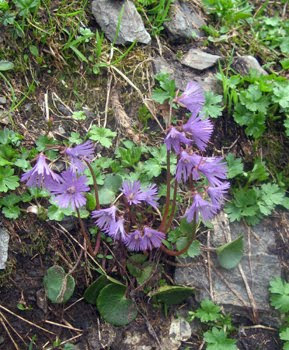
181;48;221;70
169;317;192;344
164;0;205;41
0;96;6;105
153;56;221;93
174;212;282;326
0;226;9;269
91;0;151;45
233;55;267;75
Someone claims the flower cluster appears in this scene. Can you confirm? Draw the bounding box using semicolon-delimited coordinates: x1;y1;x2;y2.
91;180;163;251
21;80;229;254
166;81;229;223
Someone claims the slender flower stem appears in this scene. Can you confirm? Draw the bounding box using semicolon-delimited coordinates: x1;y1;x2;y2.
93;232;101;256
160;236;195;256
84;160;100;209
159;150;171;232
164;180;178;233
76;208;94;256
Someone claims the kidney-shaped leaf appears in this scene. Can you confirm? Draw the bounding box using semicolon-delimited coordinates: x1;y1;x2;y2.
97;284;137;326
216;235;244;270
43;265;75;303
149;285;194;305
84;275;110;304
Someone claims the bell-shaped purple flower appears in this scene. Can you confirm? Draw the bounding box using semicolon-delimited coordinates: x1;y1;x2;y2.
207;182;230;205
197;157;228;186
176;151;200;183
21;153;61;188
183;115;213;151
65;141;94;173
142;184;159;208
184;193;217;223
108;217;127;241
46;170;89;210
125;227;165;251
92;206;117;232
164;127;192;154
121;180;145;205
177;81;205;117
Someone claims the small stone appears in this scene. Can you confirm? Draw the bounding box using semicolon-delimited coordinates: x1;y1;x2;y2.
169;317;192;343
0;226;9;270
181;49;221;70
164;0;206;41
153;56;221;93
91;0;151;45
233;55;268;75
0;96;6;104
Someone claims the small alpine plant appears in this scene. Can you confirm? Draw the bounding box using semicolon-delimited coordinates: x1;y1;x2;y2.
21;81;229;256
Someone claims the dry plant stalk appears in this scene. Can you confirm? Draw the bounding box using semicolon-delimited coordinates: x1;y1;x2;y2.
110;89;141;144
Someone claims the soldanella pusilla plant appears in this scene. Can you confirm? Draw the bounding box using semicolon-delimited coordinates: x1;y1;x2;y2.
21;81;229;256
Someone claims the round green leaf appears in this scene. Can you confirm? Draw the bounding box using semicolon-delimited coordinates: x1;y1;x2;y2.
84;275;110;304
97;284;137;326
216;235;244;270
43;265;75;303
149;285;194;305
0;60;14;71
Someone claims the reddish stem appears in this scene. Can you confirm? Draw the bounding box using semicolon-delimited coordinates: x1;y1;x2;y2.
160;236;195;256
159;150;171;232
76;208;94;256
93;232;101;256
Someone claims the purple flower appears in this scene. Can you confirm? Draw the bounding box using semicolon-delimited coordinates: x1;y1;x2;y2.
46;170;89;209
184;193;217;223
197;157;228;186
125;227;165;251
108;218;127;241
21;153;61;188
164;127;192;154
207;182;230;205
92;206;117;232
65;141;94;173
183;115;213;151
142;184;159;208
141;227;165;250
121;180;145;205
176;151;200;183
125;230;142;251
177;81;205;117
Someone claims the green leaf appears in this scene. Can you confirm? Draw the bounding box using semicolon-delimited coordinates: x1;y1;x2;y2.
143;158;162;178
149;285;194;305
0;167;19;192
269;277;289;313
280;328;289;342
88;126;116;148
226;153;244;179
256;183;285;216
187;240;201;258
248;159;269;183
152;73;176;104
84;275;110;304
216;235;244;269
47;205;73;221
203;91;223;119
204;327;237;350
43;266;75;304
72;111;86;121
2;206;20;219
68;132;83;145
36;135;57;152
281;58;289;70
98;187;115;205
195;299;221;322
103;174;122;193
0;60;14;71
97;284;137;326
29;45;39;57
